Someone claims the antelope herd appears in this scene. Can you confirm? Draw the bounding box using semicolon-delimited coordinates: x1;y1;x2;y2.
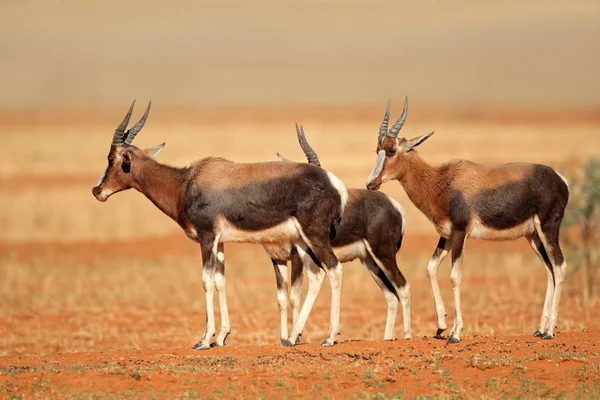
93;97;570;348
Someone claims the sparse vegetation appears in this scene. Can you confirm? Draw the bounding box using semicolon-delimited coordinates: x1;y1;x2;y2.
562;156;600;299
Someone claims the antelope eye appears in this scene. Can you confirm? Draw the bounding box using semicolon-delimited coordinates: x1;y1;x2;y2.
108;158;115;166
386;150;396;157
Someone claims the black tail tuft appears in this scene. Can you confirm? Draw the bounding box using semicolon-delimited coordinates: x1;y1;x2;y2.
329;214;342;240
396;234;403;252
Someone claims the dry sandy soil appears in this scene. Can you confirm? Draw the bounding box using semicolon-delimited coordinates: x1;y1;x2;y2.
1;106;599;398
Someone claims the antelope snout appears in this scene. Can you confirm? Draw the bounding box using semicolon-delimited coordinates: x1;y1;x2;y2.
92;186;107;202
366;179;382;191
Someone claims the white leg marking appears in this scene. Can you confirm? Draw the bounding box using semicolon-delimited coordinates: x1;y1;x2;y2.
449;248;465;341
363;256;399;340
274;261;289;342
214;242;230;345
533;215;567;336
287;244;325;344
427;239;451;334
324;261;343;345
289;257;304;331
363;241;411;339
547;261;567;336
527;234;555;334
398;282;411;339
201;265;216;347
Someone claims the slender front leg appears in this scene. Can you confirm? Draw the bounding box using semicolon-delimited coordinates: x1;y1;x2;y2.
289;247;304;344
427;237;452;338
448;232;466;344
214;243;231;346
285;244;325;346
193;234;217;350
272;258;290;345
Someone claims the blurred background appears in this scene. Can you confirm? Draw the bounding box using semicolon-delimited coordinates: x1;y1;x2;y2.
1;0;599;355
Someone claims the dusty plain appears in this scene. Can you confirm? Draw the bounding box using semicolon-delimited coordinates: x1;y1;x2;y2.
2;0;600;398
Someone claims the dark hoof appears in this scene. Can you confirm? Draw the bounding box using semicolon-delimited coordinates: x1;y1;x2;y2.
542;333;554;340
434;328;447;339
192;342;210;350
210;341;226;348
281;339;295;347
295;336;301;345
321;340;336;347
533;330;544;338
446;336;460;345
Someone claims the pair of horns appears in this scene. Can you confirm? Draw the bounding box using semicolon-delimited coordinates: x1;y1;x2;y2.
379;96;408;139
112;100;152;146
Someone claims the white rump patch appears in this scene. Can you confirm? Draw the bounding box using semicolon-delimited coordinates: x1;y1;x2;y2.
94;167;108;188
385;194;407;235
556;172;570;192
326;171;348;216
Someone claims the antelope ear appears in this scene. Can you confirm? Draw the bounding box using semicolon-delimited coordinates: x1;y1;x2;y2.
144;142;165;158
405;131;434;152
276;153;292;162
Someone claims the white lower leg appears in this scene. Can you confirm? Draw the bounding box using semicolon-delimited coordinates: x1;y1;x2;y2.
365;265;399;340
214;270;230;345
527;234;555;334
398;283;411;339
201;267;216;347
324;263;343;345
427;251;449;333
288;264;325;343
449;259;464;340
546;262;567;336
289;272;303;329
539;268;555;333
274;262;289;342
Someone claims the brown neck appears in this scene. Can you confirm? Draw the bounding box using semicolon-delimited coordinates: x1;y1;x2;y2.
398;153;446;223
131;157;189;223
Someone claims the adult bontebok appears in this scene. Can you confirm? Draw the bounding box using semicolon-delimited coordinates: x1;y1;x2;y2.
92;100;348;348
365;97;569;344
266;124;411;343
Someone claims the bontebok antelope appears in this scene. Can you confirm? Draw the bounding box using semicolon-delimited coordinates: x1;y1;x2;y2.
266;124;411;343
365;97;569;344
92;101;348;348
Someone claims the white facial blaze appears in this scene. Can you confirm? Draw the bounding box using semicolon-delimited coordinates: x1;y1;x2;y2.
367;150;386;185
94;167;108;188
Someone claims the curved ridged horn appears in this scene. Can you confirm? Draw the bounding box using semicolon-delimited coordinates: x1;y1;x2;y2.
124;101;152;145
296;123;321;167
112;100;136;146
388;96;408;138
379;99;391;136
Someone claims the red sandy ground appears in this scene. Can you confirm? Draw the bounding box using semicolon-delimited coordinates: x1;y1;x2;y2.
1;331;599;399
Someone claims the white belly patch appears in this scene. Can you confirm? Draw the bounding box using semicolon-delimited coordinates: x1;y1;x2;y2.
332;240;367;263
469;217;535;241
217;216;300;245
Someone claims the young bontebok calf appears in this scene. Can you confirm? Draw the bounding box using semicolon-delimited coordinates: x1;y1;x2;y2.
92;100;348;349
365;97;569;343
265;124;411;343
